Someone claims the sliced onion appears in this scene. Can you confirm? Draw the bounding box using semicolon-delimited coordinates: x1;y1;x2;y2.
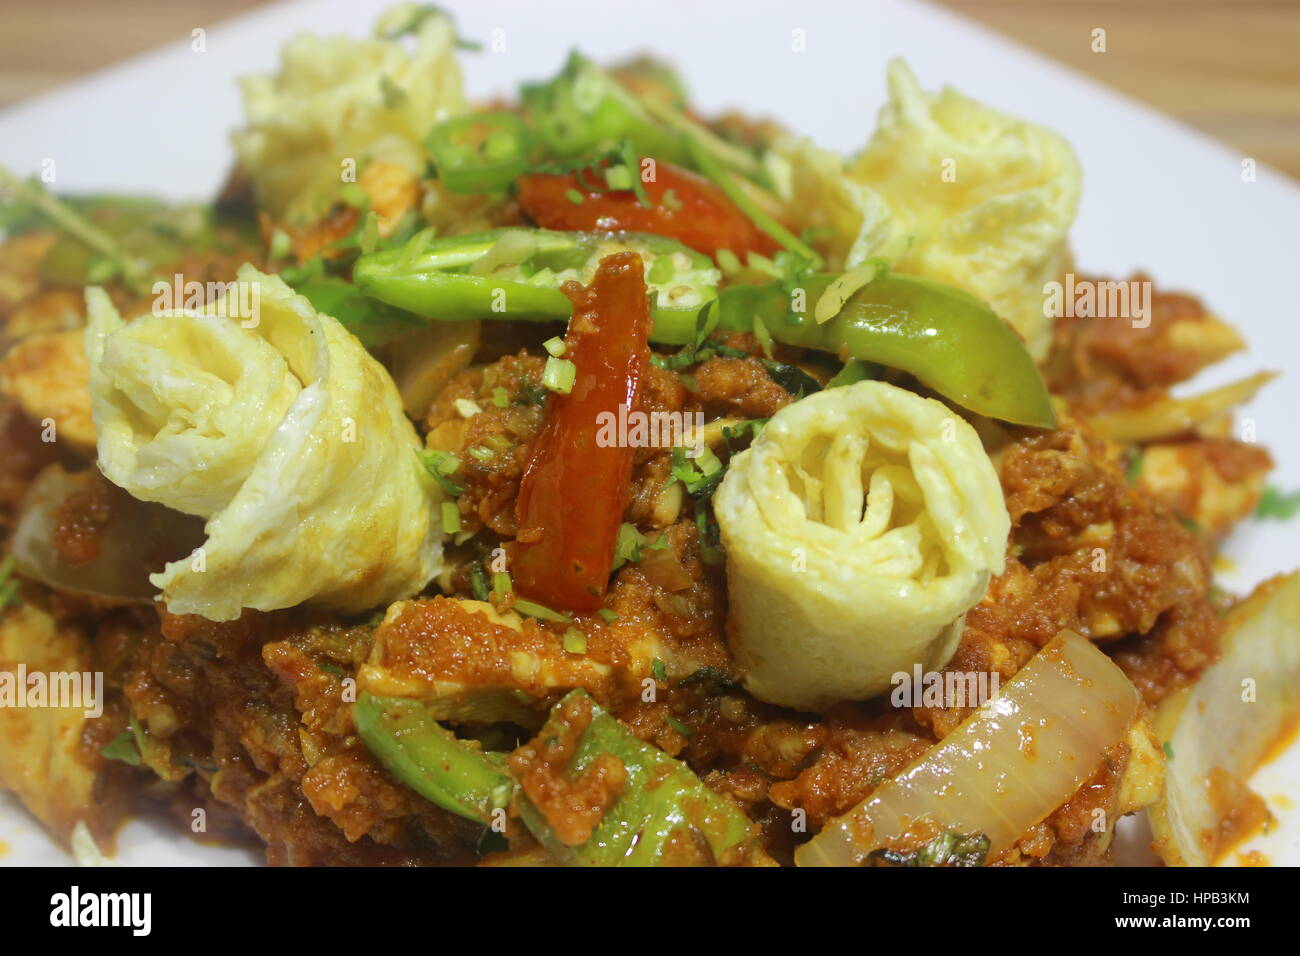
1084;371;1275;443
386;320;480;419
796;630;1138;866
10;464;205;603
1149;571;1300;866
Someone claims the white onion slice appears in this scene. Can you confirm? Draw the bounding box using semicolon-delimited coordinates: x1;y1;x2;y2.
1083;371;1275;443
796;630;1138;866
1149;571;1300;866
10;464;205;603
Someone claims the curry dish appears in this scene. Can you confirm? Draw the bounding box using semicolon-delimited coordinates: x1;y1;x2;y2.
1;6;1297;867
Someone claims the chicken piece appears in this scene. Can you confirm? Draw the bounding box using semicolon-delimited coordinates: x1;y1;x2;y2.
0;599;126;849
0;232;57;320
1;289;84;349
1046;278;1246;414
359;598;619;725
0;329;95;452
1134;440;1273;540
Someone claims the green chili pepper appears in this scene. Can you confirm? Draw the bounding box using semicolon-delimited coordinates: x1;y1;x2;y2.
352;227;713;340
354;693;512;825
353;228;1054;426
520;52;690;167
426;112;534;194
292;276;425;348
826;358;884;388
514;690;758;866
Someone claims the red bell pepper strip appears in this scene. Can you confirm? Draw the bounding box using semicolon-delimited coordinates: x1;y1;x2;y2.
515;160;780;261
513;252;652;612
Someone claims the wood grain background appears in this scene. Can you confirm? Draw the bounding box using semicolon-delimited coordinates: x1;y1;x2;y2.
1;0;1297;179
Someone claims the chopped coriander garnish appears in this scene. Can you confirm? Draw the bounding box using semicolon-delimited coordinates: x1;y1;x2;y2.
669;445;723;499
521;379;549;406
101;730;141;767
418;449;464;496
564;188;585;205
651;658;667;682
1255;485;1300;521
665;716;692;737
1163;741;1175;760
441;501;462;535
542;356;577;394
721;417;767;450
612;522;647;569
1125;452;1143;485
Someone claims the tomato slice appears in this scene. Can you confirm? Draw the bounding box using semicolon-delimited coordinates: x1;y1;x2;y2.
512;251;652;613
515;160;780;261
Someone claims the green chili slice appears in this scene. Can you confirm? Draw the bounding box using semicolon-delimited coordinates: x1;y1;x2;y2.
426;112;534;194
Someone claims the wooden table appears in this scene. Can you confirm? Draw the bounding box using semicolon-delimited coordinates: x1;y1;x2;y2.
1;0;1297;179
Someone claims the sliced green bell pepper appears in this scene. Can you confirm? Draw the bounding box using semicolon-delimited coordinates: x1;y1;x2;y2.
714;272;1056;428
354;692;512;825
514;690;758;866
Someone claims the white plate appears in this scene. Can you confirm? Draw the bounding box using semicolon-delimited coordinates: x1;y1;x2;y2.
1;0;1297;866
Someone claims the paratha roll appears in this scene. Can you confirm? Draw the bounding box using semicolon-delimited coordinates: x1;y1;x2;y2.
85;265;443;621
713;381;1009;711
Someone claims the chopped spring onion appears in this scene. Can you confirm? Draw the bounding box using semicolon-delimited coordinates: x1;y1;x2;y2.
565;188;585;205
562;627;587;654
513;597;573;624
491;387;509;408
418;449;464;496
541;356;577;394
597;608;619;622
542;335;567;357
467;445;494;462
441;501;462;535
492;570;512;597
